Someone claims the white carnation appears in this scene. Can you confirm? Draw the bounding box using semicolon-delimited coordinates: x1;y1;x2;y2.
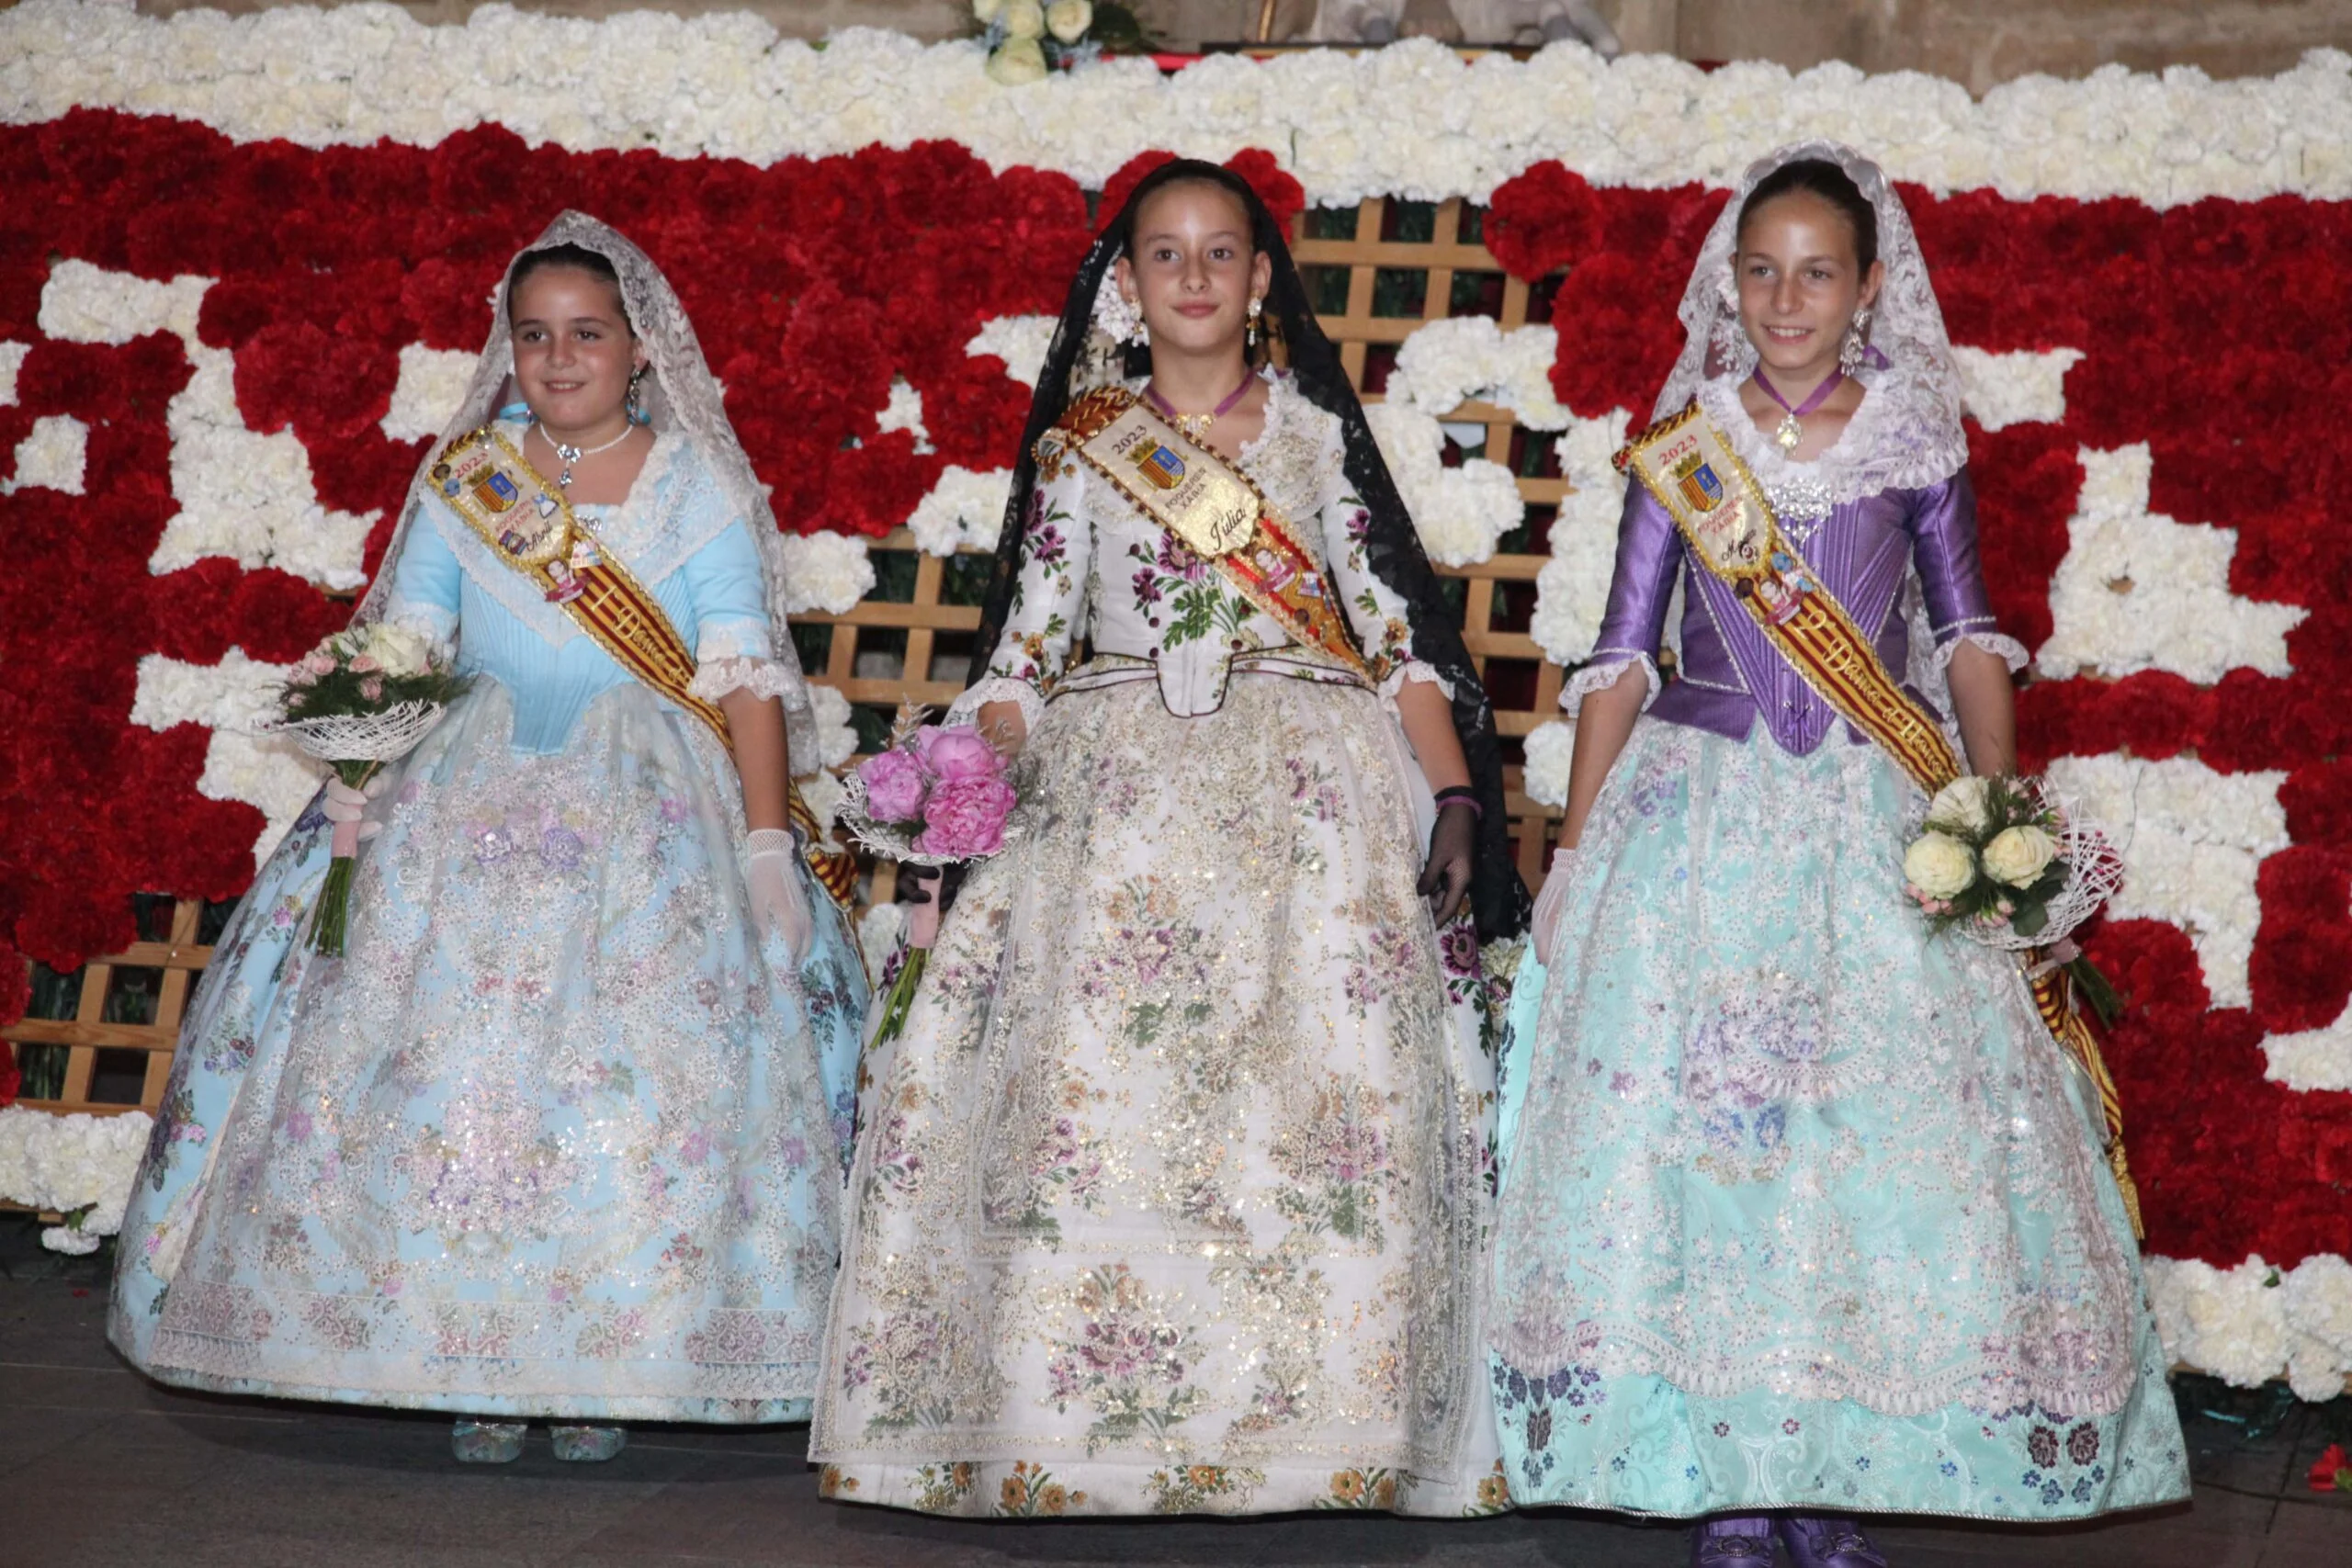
807;682;860;771
1363;401;1518;567
0;341;28;407
859;900;908;981
380;344;479;443
6;413;87;495
1521;719;1576;807
37;258;206;344
965;315;1058;389
874;378;931;449
777;531;876;615
908;466;1013;557
1952;346;2081;432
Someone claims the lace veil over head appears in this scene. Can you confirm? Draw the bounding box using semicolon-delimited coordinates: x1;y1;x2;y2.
1656;140;1969;506
352;211;819;764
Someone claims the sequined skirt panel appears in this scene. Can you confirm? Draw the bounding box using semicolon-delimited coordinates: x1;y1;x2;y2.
1487;719;2188;1517
811;673;1508;1517
107;681;868;1421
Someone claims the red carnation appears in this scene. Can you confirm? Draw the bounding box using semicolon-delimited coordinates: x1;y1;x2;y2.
1483;161;1601;281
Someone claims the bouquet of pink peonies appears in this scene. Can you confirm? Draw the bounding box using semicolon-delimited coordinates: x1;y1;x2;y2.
838;705;1023;866
1900;773;2125;1020
273;624;469;956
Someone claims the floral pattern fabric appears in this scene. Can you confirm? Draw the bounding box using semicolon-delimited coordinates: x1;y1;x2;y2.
1487;718;2190;1517
108;507;867;1421
957;371;1426;728
813;389;1503;1516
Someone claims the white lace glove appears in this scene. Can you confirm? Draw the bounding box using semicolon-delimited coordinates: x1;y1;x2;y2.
744;829;813;961
1532;849;1574;967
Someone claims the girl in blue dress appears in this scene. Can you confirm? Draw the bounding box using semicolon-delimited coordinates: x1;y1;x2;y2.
109;213;866;1464
1487;145;2189;1564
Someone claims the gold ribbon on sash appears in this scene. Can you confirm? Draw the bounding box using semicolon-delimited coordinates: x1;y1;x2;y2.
1050;386;1376;682
432;427;856;909
1617;400;2143;1235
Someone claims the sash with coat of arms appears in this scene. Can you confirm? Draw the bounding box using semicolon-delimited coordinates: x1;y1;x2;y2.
1616;399;2143;1234
431;426;857;909
1046;385;1374;682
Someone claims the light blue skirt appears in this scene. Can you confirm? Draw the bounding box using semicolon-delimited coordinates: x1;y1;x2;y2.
1488;718;2188;1520
108;681;866;1422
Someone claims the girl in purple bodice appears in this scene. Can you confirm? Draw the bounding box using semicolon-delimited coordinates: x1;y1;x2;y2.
1486;143;2189;1565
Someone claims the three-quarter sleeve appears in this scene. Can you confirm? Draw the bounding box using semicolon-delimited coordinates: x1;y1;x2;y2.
381;502;464;647
1564;483;1685;712
1908;468;2027;673
1314;449;1442;701
682;519;814;711
950;446;1094;732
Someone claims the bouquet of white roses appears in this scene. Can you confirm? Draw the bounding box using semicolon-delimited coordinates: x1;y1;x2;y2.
273;623;469;956
1902;773;2125;1020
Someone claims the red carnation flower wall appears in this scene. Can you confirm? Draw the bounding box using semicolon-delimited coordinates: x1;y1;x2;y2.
1;118;2346;1272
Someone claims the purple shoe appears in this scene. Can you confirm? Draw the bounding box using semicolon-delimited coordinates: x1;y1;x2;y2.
1691;1516;1779;1567
1778;1515;1888;1568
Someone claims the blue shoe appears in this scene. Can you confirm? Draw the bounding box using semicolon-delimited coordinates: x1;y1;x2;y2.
1779;1515;1888;1568
550;1424;627;1462
1692;1516;1779;1567
451;1419;526;1464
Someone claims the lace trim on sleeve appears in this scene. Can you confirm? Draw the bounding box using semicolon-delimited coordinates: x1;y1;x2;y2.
688;655;808;707
1562;652;1660;714
696;618;776;664
945;674;1045;734
1934;628;2029;675
1378;660;1455;705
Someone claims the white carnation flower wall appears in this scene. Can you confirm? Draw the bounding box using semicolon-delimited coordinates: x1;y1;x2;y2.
4;4;2348;209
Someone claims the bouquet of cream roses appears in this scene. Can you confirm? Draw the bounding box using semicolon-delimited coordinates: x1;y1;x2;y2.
1902;774;2125;1020
274;623;469;956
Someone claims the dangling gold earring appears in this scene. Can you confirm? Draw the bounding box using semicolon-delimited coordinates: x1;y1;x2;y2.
1125;296;1149;348
1246;296;1263;353
626;365;650;425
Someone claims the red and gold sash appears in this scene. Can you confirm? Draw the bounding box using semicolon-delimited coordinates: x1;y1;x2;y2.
1617;400;2143;1235
433;427;855;908
1050;386;1374;681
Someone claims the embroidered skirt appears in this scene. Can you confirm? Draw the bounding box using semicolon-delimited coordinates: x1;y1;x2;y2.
108;681;866;1421
812;672;1509;1517
1487;718;2189;1519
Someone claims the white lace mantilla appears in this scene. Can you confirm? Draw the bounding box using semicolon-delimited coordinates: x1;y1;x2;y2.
1657;141;1970;507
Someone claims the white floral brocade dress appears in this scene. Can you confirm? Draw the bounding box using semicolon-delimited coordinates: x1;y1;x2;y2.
811;374;1510;1517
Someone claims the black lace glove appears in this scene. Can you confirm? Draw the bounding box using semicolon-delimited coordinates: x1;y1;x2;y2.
894;863;967;948
1417;800;1478;928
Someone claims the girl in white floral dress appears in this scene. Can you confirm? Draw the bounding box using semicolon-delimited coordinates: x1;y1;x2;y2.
812;160;1530;1517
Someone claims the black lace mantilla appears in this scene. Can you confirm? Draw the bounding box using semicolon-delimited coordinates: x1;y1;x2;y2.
969;160;1531;942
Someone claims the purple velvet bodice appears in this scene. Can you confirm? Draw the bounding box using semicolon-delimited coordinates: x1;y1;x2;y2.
1585;468;1998;755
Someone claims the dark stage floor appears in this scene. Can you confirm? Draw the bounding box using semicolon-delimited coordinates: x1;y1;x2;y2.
4;1218;2345;1568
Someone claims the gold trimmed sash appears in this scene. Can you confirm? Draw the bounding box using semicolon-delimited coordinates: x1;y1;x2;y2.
433;427;855;908
1051;386;1374;680
1617;401;2143;1234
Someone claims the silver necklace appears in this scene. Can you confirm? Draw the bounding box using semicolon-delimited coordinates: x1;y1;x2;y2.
535;421;632;489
